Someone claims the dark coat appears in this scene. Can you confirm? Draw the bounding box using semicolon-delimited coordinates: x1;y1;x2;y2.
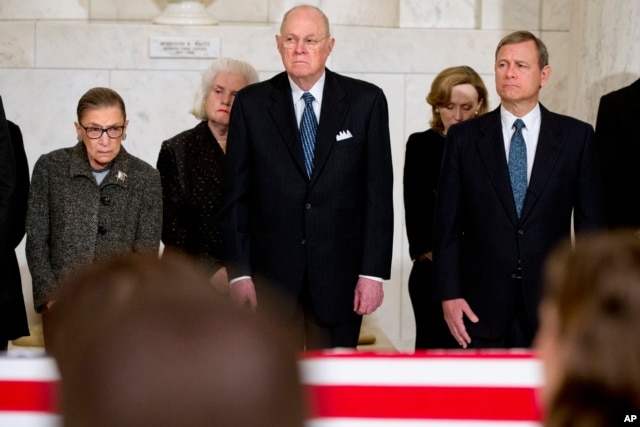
403;128;457;349
157;121;226;274
403;129;445;261
595;78;640;229
26;142;162;310
222;69;394;323
434;105;606;340
0;97;29;341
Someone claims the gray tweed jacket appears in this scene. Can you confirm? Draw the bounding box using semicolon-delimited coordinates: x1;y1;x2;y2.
26;142;162;310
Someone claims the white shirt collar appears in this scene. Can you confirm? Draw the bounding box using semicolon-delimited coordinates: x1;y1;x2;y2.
288;72;325;106
500;103;541;133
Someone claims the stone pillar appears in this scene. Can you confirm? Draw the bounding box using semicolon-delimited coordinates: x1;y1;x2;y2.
568;0;640;124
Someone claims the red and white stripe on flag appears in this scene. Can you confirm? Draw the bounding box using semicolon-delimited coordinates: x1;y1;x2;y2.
0;354;61;427
299;350;544;427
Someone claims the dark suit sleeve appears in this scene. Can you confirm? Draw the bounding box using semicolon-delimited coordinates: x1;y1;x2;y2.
403;133;436;260
595;93;614;225
157;141;188;249
132;166;163;254
595;92;614;173
7;121;29;249
573;122;606;232
221;92;252;280
360;87;394;279
433;128;464;301
594;87;640;229
26;154;56;309
0;96;16;253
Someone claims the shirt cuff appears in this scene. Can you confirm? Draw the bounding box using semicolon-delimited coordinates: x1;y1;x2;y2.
229;275;251;286
358;274;384;283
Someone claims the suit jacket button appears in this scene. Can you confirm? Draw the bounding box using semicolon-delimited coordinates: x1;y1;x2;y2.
518;229;524;235
98;226;107;235
101;196;112;205
305;203;311;210
301;239;307;245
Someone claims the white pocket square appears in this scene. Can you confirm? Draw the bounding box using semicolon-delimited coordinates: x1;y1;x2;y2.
336;130;353;141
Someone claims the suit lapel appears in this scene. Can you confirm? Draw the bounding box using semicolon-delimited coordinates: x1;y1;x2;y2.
476;108;520;225
267;73;308;178
520;105;563;221
310;70;348;185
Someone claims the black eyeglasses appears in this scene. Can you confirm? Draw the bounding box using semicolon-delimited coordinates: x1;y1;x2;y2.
79;124;125;139
281;35;329;50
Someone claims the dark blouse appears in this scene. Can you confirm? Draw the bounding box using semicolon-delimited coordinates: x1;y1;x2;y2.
403;129;445;260
157;121;226;273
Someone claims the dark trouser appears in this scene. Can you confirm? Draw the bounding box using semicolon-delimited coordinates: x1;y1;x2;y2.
286;273;362;351
468;278;534;349
409;259;458;349
41;308;57;354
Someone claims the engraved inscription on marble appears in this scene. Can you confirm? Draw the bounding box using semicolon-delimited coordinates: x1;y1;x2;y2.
149;37;220;58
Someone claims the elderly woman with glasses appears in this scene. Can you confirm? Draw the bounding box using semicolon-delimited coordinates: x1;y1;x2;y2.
26;87;162;346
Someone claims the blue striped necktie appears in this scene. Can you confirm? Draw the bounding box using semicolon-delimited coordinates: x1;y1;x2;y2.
508;118;527;218
300;92;317;178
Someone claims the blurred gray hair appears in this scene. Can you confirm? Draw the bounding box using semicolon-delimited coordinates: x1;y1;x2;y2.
190;57;259;121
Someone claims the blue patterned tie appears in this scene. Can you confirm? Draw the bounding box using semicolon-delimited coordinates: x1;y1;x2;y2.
300;92;317;178
509;118;527;218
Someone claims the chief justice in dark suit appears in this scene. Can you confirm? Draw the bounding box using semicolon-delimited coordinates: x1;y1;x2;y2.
222;5;393;349
433;31;606;349
595;78;640;230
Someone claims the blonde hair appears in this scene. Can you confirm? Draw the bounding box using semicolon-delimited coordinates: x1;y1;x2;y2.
426;66;489;134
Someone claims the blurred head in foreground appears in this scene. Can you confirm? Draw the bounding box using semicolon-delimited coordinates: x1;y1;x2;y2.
537;230;640;426
49;254;305;427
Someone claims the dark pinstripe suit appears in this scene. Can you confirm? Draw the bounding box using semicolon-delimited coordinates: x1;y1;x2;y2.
222;69;393;326
433;105;606;345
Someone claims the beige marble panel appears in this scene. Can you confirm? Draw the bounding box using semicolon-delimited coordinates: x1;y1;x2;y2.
0;0;89;19
405;74;434;138
0;22;35;68
330;27;504;75
90;0;162;21
269;0;399;28
89;0;268;23
208;0;270;23
481;0;540;30
569;0;640;125
0;69;110;168
399;0;477;29
539;31;570;116
35;21;281;72
541;0;571;31
110;70;202;166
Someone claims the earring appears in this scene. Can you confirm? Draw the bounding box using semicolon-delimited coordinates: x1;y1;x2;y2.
435;108;439;113
475;110;479;116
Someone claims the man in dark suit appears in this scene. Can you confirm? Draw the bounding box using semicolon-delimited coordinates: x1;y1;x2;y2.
595;78;640;230
433;31;606;349
222;5;393;349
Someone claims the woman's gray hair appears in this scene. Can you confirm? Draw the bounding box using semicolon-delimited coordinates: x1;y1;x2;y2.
190;57;259;121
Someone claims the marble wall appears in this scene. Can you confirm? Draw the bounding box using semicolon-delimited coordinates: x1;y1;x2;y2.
1;0;638;350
